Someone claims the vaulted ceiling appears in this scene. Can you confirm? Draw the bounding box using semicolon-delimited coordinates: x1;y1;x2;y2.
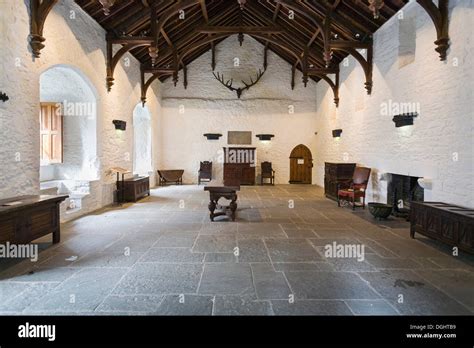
29;0;450;104
24;0;447;104
75;0;409;77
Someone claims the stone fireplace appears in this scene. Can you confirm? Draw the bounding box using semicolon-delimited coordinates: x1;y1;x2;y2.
387;174;424;219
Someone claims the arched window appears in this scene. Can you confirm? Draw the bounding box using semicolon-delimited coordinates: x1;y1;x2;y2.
39;65;98;181
133;103;152;175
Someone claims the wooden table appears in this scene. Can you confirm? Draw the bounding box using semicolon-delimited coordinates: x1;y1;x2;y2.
158;169;184;186
204;182;240;221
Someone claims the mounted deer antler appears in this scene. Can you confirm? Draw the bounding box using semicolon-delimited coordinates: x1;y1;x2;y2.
212;68;266;98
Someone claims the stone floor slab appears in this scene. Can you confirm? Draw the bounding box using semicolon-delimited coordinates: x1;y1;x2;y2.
285;271;381;300
214;296;272;315
198;264;254;295
271;300;352;315
114;263;203;295
265;239;322;262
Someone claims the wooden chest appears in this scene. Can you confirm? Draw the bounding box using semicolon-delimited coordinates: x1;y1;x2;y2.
0;195;68;244
410;202;474;254
324;162;356;201
117;176;150;202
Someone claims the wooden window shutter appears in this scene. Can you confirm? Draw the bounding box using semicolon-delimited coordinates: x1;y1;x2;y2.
40;102;63;164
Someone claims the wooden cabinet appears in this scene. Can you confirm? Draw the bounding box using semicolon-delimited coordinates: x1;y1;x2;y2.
0;195;68;244
324;162;356;201
117;176;150;202
223;147;256;185
411;202;474;254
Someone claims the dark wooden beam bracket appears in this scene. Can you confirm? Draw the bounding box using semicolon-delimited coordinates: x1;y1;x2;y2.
211;42;216;71
106;35;150;91
308;68;340;107
330;40;373;94
29;0;59;58
140;66;173;105
416;0;450;61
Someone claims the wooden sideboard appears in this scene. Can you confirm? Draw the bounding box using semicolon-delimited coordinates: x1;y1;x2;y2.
324;162;356;201
117;176;150;202
0;195;68;244
223;147;256;185
411;201;474;254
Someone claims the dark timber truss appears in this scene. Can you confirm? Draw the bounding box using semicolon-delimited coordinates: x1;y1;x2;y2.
30;0;452;106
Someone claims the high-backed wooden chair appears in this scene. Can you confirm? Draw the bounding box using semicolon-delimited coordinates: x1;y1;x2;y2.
337;166;371;210
198;161;212;185
261;161;275;185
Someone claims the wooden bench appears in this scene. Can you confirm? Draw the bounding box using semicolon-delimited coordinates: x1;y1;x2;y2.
157;170;184;186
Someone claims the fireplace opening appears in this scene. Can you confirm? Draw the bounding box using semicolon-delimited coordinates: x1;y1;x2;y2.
387;174;424;220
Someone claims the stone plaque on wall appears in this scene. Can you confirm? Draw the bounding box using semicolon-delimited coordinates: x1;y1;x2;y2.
228;131;252;145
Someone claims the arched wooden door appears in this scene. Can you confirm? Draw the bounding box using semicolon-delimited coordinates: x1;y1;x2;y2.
289;144;313;184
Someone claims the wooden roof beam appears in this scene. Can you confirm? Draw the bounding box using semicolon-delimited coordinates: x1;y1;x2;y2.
197;25;283;34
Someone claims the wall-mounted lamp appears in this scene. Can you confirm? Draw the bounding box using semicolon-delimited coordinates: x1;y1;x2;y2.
0;91;9;102
332;129;343;138
392;112;418;128
203;133;222;140
256;134;274;141
112;120;126;131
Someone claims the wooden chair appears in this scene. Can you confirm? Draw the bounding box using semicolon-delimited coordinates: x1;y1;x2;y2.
198;161;212;185
260;161;275;185
337;166;371;210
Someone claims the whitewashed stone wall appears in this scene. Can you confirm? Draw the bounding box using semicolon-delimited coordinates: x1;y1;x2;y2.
160;35;319;184
0;0;162;217
314;0;474;208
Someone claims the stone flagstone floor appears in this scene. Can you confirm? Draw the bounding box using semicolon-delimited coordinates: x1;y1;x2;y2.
1;185;473;315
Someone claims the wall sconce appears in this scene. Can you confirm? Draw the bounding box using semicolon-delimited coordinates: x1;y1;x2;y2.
256;134;274;141
332;129;343;138
392;112;418;127
417;178;433;190
113;120;126;131
203;133;222;140
0;91;9;102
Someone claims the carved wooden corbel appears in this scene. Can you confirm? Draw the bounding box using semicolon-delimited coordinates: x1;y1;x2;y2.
183;64;188;89
416;0;450;61
291;65;296;90
211;42;216;71
302;47;309;87
141;66;173;105
172;49;179;86
29;0;59;58
307;67;340;107
330;40;373;95
106;35;152;91
264;44;269;70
